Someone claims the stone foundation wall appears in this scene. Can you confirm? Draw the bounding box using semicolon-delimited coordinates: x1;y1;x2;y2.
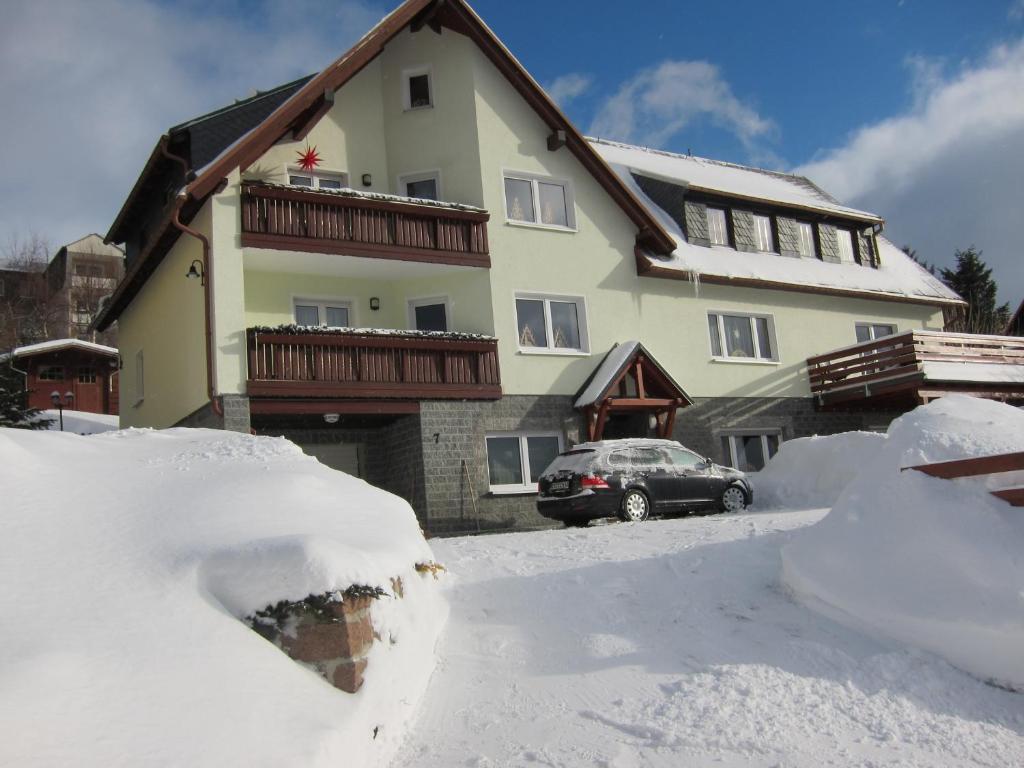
174;395;251;432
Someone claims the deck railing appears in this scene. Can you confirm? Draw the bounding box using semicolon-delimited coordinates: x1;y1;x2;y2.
240;183;490;267
246;328;502;400
807;330;1024;404
904;451;1024;507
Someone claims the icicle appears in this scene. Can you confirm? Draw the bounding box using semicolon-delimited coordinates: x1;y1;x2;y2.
687;267;702;297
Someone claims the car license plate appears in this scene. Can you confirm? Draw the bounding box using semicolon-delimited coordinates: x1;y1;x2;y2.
548;480;569;492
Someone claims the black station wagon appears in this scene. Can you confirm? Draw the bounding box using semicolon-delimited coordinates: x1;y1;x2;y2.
536;438;752;526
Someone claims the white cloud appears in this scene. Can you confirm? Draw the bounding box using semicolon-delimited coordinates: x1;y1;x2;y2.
1010;0;1024;21
588;60;775;156
0;0;383;251
794;40;1024;304
544;73;592;106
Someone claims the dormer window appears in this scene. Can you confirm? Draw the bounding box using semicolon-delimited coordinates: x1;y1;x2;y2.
288;169;348;190
403;67;433;110
795;221;816;257
753;214;774;252
707;208;728;246
836;228;856;263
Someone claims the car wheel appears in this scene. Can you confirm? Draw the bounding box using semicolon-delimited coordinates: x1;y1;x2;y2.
619;489;650;522
720;485;747;513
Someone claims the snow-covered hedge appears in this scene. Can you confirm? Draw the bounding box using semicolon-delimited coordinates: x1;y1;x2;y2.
752;430;887;509
0;427;447;767
781;396;1024;689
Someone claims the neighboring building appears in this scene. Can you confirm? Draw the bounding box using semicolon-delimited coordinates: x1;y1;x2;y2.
44;234;125;345
8;339;119;415
1007;300;1024;336
93;0;1024;534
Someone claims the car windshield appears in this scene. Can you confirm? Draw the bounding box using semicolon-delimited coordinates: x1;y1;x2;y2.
543;449;596;475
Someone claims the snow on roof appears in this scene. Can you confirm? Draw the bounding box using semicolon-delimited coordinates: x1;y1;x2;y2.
921;361;1024;384
574;341;640;408
593;143;958;305
12;338;118;358
590;138;880;222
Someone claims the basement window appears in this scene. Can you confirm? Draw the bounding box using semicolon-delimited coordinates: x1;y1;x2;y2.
485;432;562;494
720;432;781;472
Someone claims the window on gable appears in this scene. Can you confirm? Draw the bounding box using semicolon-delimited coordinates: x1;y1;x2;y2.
708;312;776;361
720;432;781;472
403;68;433;110
294;299;351;328
707;207;728;246
38;365;65;381
855;323;896;343
753;214;774;252
485;432;562;493
504;173;575;229
515;294;588;353
399;171;440;201
836;228;856;263
288;170;348;190
795;221;816;257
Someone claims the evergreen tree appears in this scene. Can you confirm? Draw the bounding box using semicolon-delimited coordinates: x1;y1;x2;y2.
939;247;1011;334
0;359;50;429
901;245;936;275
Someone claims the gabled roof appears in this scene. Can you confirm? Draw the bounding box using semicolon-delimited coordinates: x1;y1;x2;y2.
574;341;692;409
11;339;118;359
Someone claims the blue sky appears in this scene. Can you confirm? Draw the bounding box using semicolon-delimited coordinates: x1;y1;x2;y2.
2;0;1022;303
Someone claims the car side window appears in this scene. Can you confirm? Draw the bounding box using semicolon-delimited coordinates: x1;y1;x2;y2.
631;447;668;468
667;448;704;468
607;450;631;468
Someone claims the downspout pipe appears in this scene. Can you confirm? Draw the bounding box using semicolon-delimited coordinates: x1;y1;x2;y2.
160;143;222;418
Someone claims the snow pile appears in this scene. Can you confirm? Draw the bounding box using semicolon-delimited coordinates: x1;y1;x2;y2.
781;396;1024;689
37;408;120;434
753;431;887;509
0;427;446;767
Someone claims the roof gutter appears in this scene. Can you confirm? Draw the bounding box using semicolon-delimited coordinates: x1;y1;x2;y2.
161;145;222;419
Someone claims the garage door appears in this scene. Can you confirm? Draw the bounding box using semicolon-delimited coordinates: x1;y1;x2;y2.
301;443;364;479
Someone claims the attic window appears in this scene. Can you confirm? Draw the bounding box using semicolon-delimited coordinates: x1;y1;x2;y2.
836;228;856;263
707;208;728;246
403;67;433;110
795;221;816;257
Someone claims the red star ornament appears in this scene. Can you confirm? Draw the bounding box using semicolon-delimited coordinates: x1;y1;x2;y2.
296;145;322;171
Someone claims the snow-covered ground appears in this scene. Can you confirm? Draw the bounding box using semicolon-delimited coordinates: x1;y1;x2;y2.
0;427;445;768
395;512;1024;767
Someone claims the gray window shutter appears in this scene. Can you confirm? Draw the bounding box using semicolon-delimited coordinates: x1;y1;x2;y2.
818;223;841;263
776;216;800;257
732;209;758;252
684;201;710;247
858;230;876;267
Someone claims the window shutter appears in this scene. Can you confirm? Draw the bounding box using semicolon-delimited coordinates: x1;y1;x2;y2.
818;223;841;263
732;210;758;252
858;230;876;268
775;216;800;257
683;201;710;247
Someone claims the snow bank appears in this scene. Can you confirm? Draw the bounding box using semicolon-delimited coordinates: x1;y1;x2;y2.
752;431;887;509
781;396;1024;689
37;408;120;434
0;427;446;767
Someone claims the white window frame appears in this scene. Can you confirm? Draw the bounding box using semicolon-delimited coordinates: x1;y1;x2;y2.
502;170;577;231
485;431;563;494
397;169;442;201
134;350;144;406
292;296;355;329
752;214;774;252
720;430;782;472
855;322;897;343
514;291;590;355
795;221;815;257
836;228;856;263
707;311;778;363
402;65;433;111
706;207;728;246
407;295;451;332
286;167;349;190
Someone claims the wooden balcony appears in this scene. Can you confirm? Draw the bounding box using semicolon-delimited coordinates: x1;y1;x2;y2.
808;330;1024;408
240;182;490;267
246;327;502;402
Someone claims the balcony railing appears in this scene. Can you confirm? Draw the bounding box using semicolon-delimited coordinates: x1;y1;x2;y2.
240;182;490;267
807;329;1024;406
246;328;502;400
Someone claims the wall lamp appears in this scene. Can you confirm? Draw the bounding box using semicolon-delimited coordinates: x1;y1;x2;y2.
361;173;372;187
186;259;206;286
369;297;381;311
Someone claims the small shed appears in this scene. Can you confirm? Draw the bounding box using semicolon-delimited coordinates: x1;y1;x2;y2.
10;339;120;415
574;341;692;441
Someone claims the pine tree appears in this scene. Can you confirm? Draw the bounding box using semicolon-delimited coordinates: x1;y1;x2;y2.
0;360;50;429
939;247;1011;334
